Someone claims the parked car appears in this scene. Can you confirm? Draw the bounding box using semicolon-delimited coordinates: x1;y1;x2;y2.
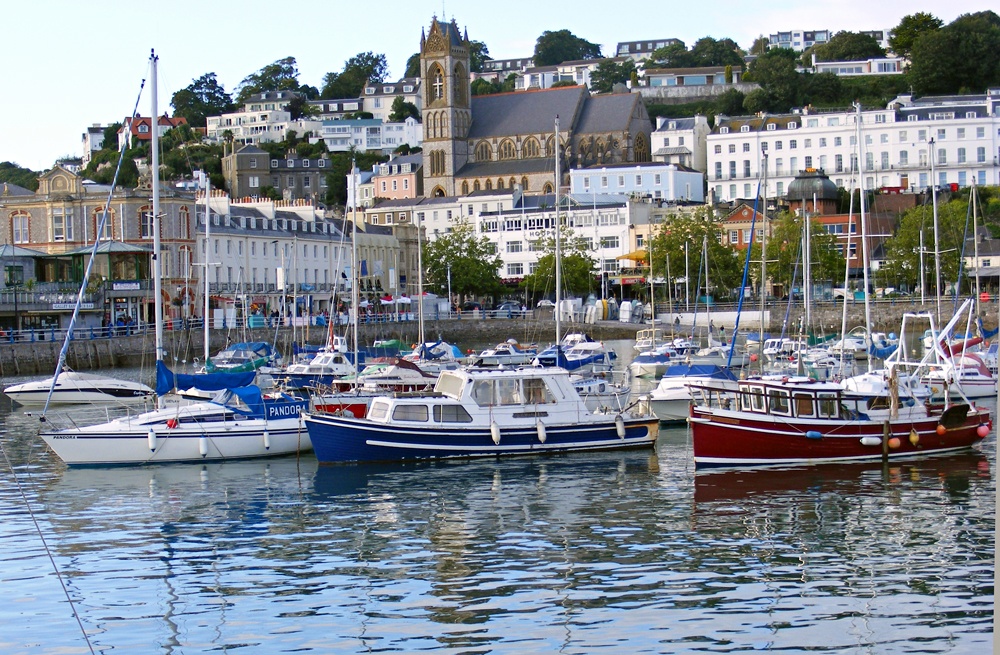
494;301;520;315
537;299;555;307
462;301;483;312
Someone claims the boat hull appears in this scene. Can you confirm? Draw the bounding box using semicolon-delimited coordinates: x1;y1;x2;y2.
305;413;657;464
690;406;989;467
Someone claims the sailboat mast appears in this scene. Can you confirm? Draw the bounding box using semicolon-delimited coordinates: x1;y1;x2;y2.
351;160;360;377
931;136;942;323
856;103;874;371
973;179;981;316
758;153;768;365
554;116;562;346
203;173;211;363
151;50;164;363
703;234;710;344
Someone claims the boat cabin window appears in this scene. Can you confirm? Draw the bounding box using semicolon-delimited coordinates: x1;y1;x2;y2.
768;389;790;415
368;401;390;420
471;378;524;407
793;392;814;417
524;378;554;404
434;404;473;423
392;404;429;422
745;385;766;412
816;393;839;418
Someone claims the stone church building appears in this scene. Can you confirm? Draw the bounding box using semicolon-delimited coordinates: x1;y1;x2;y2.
419;18;653;198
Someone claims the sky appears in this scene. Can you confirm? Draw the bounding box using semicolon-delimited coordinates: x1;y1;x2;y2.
2;0;994;173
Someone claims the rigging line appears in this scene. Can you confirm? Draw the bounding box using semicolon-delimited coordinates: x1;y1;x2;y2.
41;74;149;420
0;441;97;655
727;153;766;370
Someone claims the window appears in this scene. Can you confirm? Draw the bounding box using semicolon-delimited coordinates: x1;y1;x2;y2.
740;125;750;133
743;160;751;177
714;145;722;154
249;176;259;188
506;241;523;253
12;212;29;244
249;157;257;169
729;230;739;244
52;207;72;242
804;139;812;148
958;148;966;163
729;161;736;179
938;149;947;165
601;176;608;188
789;139;797;149
617;175;625;187
599;236;619;249
742;143;750;152
819;138;826;147
728;144;736;154
834;137;842;147
507;262;524;276
140;206;153;239
977;127;986;139
635;175;642;185
775;141;783;150
714;162;723;179
977;147;986;163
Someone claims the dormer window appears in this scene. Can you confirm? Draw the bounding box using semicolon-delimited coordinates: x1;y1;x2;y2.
318;159;326;168
668;121;676;129
271;159;279;167
385;87;394;93
740;125;750;133
138;124;150;133
403;85;414;93
720;127;729;134
365;87;376;95
287;159;294;167
302;159;310;167
788;122;798;129
766;124;776;131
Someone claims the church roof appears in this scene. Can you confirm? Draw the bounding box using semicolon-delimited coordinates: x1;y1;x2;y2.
469;86;588;139
575;93;643;134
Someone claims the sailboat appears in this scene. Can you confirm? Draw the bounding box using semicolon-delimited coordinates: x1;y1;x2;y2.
38;52;311;465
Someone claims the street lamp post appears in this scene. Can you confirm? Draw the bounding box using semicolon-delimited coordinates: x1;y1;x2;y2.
447;263;452;314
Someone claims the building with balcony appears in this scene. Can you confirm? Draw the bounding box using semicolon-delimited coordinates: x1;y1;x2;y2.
205;91;323;146
706;90;1000;203
769;29;831;52
317;117;422;154
569;161;705;203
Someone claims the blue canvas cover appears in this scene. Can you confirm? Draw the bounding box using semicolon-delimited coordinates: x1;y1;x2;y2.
156;360;256;397
662;364;737;380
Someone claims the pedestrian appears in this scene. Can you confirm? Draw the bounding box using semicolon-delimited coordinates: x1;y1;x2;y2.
720;325;727;345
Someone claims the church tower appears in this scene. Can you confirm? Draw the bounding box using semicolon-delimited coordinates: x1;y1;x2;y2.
420;18;471;197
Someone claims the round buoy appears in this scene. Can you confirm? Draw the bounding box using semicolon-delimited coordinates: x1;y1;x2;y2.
977;424;990;437
166;418;178;429
888;437;901;449
936;424;946;436
199;435;209;457
536;420;547;443
491;422;501;445
750;354;758;363
147;428;157;452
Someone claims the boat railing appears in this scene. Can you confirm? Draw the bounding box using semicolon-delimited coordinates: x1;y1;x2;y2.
40;403;149;432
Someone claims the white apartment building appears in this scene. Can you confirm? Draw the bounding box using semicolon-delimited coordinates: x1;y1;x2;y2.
769;28;890;53
651;115;711;172
361;78;421;123
205;92;323;146
317;117;422;154
706;90;1000;203
569;161;705;203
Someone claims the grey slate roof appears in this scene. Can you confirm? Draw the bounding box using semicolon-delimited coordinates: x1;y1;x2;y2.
457;158;555;178
1;182;35;197
469;86;588;139
0;243;46;257
66;241;152;255
575;93;641;134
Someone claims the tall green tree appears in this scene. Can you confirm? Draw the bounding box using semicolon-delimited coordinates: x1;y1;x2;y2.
646;211;744;302
533;29;602;66
880;198;971;293
749;36;770;56
424;221;505;302
689;37;745;68
519;227;598;299
469;40;490;73
388;96;420;121
170;73;234;128
744;48;800;112
322;52;389;99
404;52;421;78
647;42;692;67
285;94;318;120
589;59;636;93
235;56;301;105
889;12;943;60
767;211;846;292
908;11;1000;94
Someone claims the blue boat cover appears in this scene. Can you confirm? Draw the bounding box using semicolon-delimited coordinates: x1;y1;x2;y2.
662;364;737;380
156;360;256;397
869;343;898;359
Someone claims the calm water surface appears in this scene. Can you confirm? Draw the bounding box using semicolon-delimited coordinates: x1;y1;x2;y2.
0;347;994;654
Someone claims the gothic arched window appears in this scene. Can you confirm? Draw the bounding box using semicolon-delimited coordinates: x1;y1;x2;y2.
498;139;516;160
475;141;492;162
522;137;540;158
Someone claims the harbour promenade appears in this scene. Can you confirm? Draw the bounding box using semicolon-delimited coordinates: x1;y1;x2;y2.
0;297;992;377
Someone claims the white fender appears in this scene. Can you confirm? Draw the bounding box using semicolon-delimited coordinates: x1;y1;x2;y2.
263;430;271;451
199;435;209;457
491;421;501;445
147;428;157;452
615;414;626;439
536;420;546;444
859;436;882;447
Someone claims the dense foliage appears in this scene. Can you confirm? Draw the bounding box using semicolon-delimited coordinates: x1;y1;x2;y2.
0;161;40;191
519;227;599;300
533;30;602;66
423;221;505;303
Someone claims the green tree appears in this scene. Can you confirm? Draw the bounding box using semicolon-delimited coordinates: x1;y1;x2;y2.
646;210;744;302
0;161;39;191
170;72;234;128
800;71;844;105
235;56;301;105
388;96;420;121
767;211;846;293
533;29;602;66
404;52;421;78
689;36;745;68
802;31;884;66
647;42;692;67
749;36;770;56
519;227;598;299
323;150;387;207
469;40;490;73
889;12;943;60
744;48;800;111
714;88;746;115
880;198;970;293
320;52;389;99
424;221;505;301
286;94;318;120
908;11;1000;94
589;58;636;93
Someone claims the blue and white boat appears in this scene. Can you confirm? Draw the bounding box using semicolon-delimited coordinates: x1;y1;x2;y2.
644;364;738;423
305;366;658;464
533;332;616;374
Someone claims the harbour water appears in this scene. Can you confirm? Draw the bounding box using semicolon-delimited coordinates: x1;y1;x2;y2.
0;344;995;654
